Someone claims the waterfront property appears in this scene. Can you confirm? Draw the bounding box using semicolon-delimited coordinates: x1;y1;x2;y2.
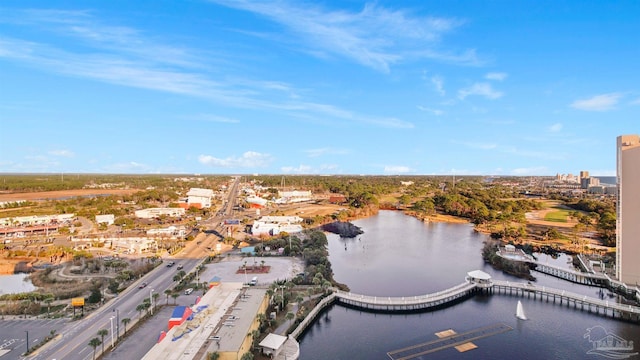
617;134;640;286
289;270;640;342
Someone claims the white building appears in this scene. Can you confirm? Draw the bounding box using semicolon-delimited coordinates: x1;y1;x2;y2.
95;214;115;226
135;208;185;219
0;214;75;227
108;237;158;254
185;188;214;209
146;226;186;238
251;216;304;236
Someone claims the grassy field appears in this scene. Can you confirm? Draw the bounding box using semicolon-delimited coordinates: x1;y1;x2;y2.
544;209;570;223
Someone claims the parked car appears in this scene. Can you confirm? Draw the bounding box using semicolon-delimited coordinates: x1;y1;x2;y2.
184;288;194;295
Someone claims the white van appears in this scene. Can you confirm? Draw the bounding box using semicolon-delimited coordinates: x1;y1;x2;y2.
249;277;258;286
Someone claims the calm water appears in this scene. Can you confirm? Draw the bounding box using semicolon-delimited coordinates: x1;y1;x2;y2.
299;211;640;360
0;273;36;295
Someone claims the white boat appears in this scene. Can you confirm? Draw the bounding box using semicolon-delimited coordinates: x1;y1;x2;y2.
516;300;527;320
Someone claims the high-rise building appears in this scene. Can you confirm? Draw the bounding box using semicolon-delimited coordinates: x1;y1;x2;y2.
580;170;590;179
616;134;640;285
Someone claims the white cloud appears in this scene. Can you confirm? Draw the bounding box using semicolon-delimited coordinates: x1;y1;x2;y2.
49;149;74;157
570;93;621;111
281;165;313;174
417;106;444;116
198;151;273;168
511;166;549;176
383;165;413;174
431;76;445;95
211;1;478;72
485;72;507;81
458;83;503;100
548;123;562;132
0;14;412;129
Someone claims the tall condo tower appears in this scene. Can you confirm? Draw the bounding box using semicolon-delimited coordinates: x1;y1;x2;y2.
616;134;640;285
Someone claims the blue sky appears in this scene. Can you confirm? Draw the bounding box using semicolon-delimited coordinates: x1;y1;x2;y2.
1;1;638;176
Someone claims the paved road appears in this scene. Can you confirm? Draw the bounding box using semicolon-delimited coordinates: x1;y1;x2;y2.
29;257;202;360
7;176;243;360
0;318;67;359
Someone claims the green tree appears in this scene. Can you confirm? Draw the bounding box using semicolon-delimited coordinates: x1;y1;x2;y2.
88;338;101;360
171;293;180;305
240;352;254;360
285;311;295;326
97;329;108;353
164;289;171;305
122;318;131;334
207;352;220;360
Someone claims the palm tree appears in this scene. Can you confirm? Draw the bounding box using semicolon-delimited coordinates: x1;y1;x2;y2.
164;289;171;305
152;292;160;311
44;295;54;318
250;329;260;350
240;352;254;360
207;352;220;360
171;293;180;305
121;318;131;334
136;303;145;318
88;338;101;360
285;311;295;326
97;329;108;354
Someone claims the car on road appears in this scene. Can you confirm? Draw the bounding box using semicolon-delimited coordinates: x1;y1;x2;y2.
166;261;175;267
139;282;148;289
176;264;184;270
184;288;194;295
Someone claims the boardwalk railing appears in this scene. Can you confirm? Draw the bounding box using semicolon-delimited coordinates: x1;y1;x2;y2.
334;282;477;311
490;280;640;321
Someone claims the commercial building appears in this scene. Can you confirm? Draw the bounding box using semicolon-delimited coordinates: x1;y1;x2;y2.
184;188;215;209
251;216;304;236
95;214;115;225
616;134;640;285
142;283;268;360
135;208;185;219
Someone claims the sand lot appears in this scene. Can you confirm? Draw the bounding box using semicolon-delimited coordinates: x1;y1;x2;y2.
199;255;305;286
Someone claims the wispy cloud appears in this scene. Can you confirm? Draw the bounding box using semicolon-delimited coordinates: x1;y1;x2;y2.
570;93;621;111
198;151;273;168
548;123;562;132
417;106;444;116
452;141;497;150
383;165;413;174
485;72;507;81
190;114;241;123
49;149;75;157
458;83;503;100
630;97;640;105
431;76;445;95
0;12;413;129
210;1;478;72
304;148;349;157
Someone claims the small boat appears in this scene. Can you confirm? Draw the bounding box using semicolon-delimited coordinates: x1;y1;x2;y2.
516;300;527;320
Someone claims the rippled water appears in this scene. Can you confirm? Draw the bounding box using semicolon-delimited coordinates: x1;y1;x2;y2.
299;211;640;360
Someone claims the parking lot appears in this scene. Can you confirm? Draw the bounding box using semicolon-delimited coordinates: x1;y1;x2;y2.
199;255;305;287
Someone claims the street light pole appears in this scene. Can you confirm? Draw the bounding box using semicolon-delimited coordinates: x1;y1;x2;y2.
150;289;155;315
25;331;29;353
110;316;114;349
113;308;120;339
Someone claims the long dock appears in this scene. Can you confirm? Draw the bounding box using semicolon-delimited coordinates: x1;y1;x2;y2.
386;323;513;360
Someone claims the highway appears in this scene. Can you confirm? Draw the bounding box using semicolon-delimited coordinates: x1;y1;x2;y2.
22;177;242;360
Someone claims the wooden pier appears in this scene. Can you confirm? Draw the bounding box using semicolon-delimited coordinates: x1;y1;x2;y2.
386;323;513;359
334;282;477;312
490;280;640;321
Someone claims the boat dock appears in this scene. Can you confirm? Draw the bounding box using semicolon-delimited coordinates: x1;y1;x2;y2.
386;323;513;359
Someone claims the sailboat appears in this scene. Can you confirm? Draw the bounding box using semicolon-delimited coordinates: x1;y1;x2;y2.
516;300;527;320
